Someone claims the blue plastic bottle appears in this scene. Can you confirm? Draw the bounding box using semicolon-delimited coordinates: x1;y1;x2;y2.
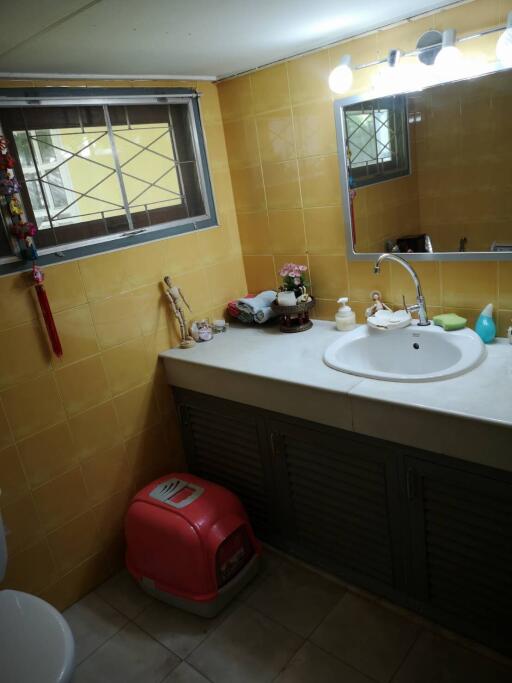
475;303;496;344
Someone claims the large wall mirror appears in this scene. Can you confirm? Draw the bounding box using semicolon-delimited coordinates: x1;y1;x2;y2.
334;68;512;261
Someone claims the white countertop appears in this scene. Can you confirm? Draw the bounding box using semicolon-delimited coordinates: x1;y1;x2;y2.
160;320;512;471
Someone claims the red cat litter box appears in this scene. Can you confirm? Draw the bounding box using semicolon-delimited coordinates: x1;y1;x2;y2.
125;473;261;617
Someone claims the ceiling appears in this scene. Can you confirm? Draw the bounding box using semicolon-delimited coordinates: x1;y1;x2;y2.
3;0;464;80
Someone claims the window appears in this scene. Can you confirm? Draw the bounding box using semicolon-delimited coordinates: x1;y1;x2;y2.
0;89;216;267
343;95;409;188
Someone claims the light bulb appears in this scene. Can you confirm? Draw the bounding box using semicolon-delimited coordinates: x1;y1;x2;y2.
496;12;512;66
328;55;353;94
434;29;463;79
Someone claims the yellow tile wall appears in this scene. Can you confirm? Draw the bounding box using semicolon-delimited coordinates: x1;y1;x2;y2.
0;78;247;610
220;0;512;335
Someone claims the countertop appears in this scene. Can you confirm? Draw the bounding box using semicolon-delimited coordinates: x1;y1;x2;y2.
160;321;512;471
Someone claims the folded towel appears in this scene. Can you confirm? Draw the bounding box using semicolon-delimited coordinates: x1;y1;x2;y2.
238;291;276;313
238;290;278;324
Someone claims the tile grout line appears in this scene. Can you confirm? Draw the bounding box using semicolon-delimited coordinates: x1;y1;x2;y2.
387;626;423;683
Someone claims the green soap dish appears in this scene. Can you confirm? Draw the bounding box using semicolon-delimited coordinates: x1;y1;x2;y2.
433;313;467;331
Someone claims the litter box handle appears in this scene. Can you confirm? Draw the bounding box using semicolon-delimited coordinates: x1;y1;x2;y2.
149;478;205;509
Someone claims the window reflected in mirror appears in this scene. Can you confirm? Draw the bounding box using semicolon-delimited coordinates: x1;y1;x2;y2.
337;69;512;255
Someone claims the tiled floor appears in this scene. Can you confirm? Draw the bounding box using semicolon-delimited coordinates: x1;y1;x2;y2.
66;548;512;683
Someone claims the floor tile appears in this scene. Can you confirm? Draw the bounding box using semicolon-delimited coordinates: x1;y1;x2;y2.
311;592;420;683
275;641;373;683
246;558;345;637
161;662;211;683
187;604;303;683
73;622;179;683
95;569;153;619
392;630;512;683
135;597;234;659
237;545;284;601
64;593;127;664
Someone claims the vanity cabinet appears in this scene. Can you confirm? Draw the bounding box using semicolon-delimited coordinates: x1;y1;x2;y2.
266;417;406;601
174;388;512;656
405;457;512;651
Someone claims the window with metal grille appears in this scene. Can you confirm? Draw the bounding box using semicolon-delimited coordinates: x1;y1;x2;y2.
343;95;409;188
0;89;216;269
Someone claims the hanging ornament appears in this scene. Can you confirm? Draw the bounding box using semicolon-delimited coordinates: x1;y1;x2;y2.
32;264;62;358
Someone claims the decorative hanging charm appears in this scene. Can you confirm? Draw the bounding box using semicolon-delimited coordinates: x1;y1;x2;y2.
32;264;63;358
0;135;62;357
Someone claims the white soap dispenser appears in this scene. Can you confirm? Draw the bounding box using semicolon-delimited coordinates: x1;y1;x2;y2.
336;297;356;331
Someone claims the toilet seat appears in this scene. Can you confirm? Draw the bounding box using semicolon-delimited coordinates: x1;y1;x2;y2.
0;589;75;683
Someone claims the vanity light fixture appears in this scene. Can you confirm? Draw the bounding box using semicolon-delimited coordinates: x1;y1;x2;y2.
328;19;510;96
434;29;463;75
496;11;512;66
328;54;353;94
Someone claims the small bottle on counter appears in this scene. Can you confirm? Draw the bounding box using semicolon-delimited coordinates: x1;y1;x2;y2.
335;297;356;331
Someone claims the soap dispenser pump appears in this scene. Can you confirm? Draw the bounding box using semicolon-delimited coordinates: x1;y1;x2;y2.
336;297;356;331
475;303;496;344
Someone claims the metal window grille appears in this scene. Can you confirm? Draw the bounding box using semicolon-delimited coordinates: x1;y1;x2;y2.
0;91;215;263
344;95;410;188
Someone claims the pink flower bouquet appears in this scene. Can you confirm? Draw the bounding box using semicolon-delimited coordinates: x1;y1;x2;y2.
279;262;309;293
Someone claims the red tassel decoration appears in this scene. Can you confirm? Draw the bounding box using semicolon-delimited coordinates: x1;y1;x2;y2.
33;265;63;358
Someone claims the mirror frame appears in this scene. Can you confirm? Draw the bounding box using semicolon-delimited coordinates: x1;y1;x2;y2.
334;69;512;262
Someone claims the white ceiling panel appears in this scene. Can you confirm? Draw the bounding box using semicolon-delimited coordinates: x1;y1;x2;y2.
2;0;464;79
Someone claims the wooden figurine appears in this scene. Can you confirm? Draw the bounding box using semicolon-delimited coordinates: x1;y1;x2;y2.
163;275;196;349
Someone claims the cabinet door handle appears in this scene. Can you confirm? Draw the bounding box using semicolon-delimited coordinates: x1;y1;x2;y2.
406;468;416;500
179;405;190;426
270;432;281;457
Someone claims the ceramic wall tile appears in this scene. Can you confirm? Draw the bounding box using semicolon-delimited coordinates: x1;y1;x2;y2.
309;253;348;299
243;254;277;293
68;401;122;461
56;356;111;417
1;493;44;555
0;322;51;390
251;64;290;114
262;160;302;210
47;510;102;574
43;263;87;312
51;305;99;368
256;109;295;163
298;155;341;208
2;373;66;441
17;421;77;489
223;117;260;168
293;99;337;157
32;466;90;533
0;445;29;506
102;338;151;396
287;50;332;105
237;211;272;254
268;210;306;254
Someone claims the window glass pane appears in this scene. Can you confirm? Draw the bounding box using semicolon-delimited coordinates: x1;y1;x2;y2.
10;107;125;237
344;95;409;188
0;96;212;257
108;102;204;229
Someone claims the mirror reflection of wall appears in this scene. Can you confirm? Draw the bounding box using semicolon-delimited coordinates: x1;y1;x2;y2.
347;70;512;254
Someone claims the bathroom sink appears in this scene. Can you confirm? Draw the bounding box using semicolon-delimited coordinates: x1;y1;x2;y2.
323;323;486;382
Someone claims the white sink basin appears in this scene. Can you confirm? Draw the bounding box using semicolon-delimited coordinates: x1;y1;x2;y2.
323;322;486;382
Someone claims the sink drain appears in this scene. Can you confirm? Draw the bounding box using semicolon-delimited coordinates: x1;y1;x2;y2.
413;343;420;350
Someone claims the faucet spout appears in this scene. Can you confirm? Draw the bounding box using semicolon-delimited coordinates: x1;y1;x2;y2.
373;253;430;326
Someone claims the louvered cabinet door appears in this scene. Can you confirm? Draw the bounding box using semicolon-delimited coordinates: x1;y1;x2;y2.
175;390;278;543
406;457;512;655
270;419;406;600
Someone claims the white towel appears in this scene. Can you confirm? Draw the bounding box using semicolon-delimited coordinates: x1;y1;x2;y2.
238;290;277;324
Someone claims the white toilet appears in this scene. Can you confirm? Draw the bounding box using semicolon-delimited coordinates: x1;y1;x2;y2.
0;505;75;683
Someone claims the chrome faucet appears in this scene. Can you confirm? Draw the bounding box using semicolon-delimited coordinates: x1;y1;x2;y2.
373;253;430;326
